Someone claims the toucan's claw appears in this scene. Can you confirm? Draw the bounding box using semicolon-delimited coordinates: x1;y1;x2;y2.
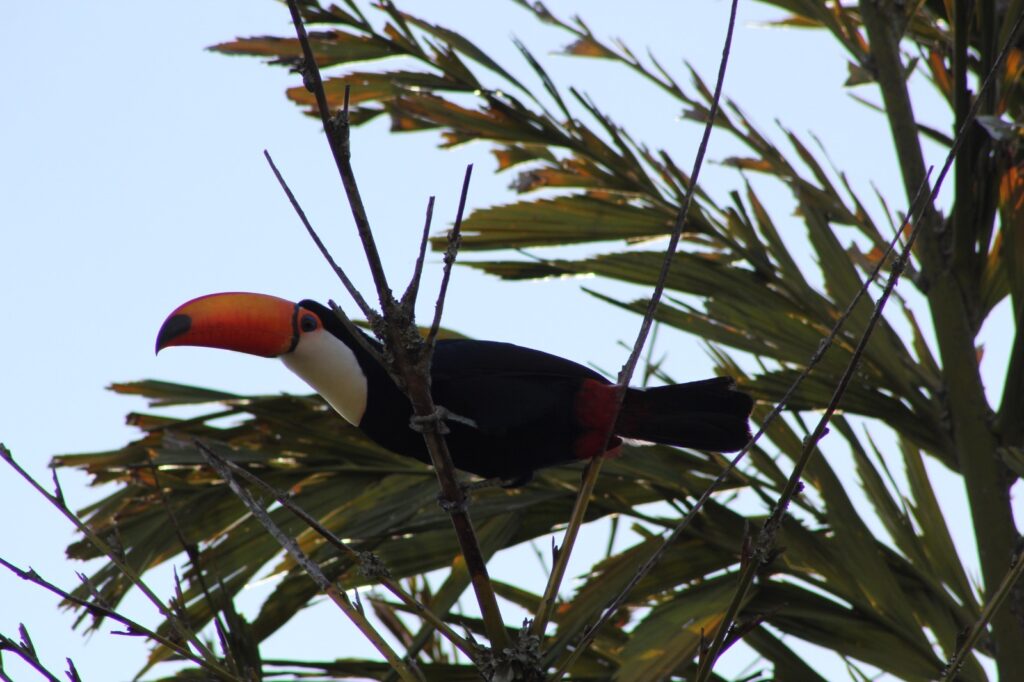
410;411;449;436
462;477;505;493
409;405;478;436
442;407;478;430
499;473;533;488
436;491;470;514
435;474;522;512
459;474;534;491
444;472;532;501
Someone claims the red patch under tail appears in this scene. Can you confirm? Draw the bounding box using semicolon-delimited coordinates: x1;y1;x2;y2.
572;379;623;459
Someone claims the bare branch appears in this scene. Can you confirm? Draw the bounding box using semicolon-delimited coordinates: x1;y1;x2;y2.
0;627;62;682
694;12;1024;677
286;0;391;305
193;440;421;682
281;0;509;650
425;164;472;353
65;657;82;682
532;0;741;646
146;463;236;666
206;449;480;662
0;443;228;676
695;177;933;682
264;149;376;321
942;542;1024;680
549;6;1024;677
0;557;219;677
401;196;437;310
550;177;928;678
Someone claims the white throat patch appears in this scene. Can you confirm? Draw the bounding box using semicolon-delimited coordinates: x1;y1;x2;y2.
281;328;368;426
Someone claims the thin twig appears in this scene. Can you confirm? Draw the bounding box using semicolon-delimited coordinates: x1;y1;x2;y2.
0;628;62;682
0;444;229;677
695;176;932;682
264;149;376;321
529;456;602;640
193;440;421;682
147;464;233;653
531;0;740;646
267;140;384;364
268;101;383;366
425;164;472;353
942;544;1024;680
0;557;217;675
208;451;480;661
326;299;389;368
401;196;437;309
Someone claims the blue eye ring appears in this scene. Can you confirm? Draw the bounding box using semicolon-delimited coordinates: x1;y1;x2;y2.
300;314;318;332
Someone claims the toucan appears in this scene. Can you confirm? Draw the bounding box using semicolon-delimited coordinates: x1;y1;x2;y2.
156;292;753;485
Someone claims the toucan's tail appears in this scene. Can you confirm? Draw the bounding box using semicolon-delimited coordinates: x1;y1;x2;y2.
616;377;753;452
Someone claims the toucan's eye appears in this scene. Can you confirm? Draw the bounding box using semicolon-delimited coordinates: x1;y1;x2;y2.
300;314;319;332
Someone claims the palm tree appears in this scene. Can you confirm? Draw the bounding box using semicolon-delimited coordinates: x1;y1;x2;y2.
50;1;1023;679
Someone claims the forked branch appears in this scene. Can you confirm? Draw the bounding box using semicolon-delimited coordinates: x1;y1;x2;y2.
275;0;509;652
0;444;231;680
0;625;69;682
0;556;210;677
195;441;420;682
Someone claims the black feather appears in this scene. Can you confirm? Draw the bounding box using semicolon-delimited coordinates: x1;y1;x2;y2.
617;378;753;452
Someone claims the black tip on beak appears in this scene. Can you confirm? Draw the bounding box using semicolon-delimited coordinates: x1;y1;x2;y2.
155;314;191;354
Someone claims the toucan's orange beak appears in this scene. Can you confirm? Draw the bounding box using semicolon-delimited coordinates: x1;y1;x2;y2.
156;292;299;358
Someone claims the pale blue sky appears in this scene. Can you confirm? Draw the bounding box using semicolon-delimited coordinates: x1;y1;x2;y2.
1;1;1010;679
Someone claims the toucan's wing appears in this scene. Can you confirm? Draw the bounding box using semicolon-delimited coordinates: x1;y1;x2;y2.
430;339;607;434
433;373;576;433
432;339;607;382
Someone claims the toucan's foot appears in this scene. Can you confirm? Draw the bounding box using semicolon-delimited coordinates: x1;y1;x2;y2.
409;406;478;436
498;473;533;489
434;479;484;512
434;473;530;511
461;477;505;493
436;493;469;514
410;409;449;435
462;473;535;495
